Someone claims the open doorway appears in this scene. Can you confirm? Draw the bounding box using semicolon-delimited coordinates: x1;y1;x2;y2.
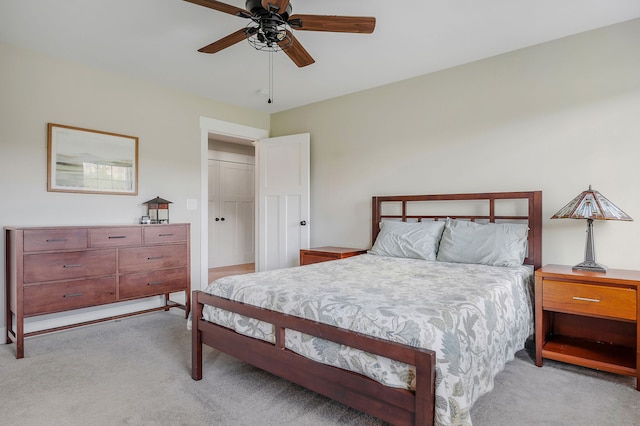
199;117;268;289
199;118;309;288
207;136;255;282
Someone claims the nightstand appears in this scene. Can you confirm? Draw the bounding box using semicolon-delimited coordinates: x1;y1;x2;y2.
535;264;640;390
300;246;367;266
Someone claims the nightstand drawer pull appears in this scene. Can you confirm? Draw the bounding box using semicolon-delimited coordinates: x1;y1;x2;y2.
147;256;165;260
63;264;83;268
63;292;84;298
46;238;67;243
158;233;174;237
572;296;600;303
108;235;127;239
148;281;164;285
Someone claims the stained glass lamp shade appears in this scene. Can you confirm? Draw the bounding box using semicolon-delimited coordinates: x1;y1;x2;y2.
551;186;632;272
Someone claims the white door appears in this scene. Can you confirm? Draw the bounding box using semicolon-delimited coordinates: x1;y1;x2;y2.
209;158;255;267
256;134;310;271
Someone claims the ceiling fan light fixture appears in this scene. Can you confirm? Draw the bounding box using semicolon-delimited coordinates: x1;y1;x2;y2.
247;22;292;52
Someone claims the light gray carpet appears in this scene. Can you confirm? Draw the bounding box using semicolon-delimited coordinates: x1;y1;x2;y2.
0;312;638;425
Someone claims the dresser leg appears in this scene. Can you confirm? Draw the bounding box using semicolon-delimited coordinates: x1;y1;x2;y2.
13;308;25;359
16;324;24;359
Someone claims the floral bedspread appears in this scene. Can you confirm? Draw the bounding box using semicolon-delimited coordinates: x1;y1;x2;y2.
202;254;534;425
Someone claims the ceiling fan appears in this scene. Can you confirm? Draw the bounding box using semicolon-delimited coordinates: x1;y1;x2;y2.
184;0;376;67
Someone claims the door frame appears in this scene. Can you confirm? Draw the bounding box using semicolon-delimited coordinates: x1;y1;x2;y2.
199;117;268;291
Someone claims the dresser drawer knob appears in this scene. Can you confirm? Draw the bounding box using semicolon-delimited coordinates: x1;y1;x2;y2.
63;264;83;268
147;256;164;260
63;292;84;298
572;296;600;303
148;281;164;286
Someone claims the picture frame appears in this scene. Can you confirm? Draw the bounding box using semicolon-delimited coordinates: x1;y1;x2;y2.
47;123;138;195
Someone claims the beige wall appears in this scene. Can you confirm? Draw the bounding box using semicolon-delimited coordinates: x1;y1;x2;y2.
2;18;640;338
271;19;640;270
0;42;269;333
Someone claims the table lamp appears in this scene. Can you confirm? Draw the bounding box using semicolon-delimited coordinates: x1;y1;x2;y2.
551;185;632;273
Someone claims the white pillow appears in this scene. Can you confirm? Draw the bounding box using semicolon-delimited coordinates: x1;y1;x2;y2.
369;220;446;261
436;219;529;267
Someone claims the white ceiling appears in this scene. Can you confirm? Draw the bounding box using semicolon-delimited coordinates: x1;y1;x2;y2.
1;1;639;113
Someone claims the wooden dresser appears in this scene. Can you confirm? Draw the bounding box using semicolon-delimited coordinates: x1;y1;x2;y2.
5;223;190;359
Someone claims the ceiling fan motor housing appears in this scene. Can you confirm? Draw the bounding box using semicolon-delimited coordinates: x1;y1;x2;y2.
246;0;291;19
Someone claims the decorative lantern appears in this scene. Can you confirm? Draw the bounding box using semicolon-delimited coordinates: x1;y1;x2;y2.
143;196;172;224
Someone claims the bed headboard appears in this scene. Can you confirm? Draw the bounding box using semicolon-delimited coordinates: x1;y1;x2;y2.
371;191;542;269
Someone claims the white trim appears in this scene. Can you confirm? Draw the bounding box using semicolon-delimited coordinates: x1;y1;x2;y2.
200;117;268;141
199;117;268;290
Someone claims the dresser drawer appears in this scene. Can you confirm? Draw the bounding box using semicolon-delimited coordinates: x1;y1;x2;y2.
143;225;188;244
23;277;117;316
543;280;637;321
118;244;188;273
23;229;88;252
119;268;187;299
89;227;142;247
23;250;117;283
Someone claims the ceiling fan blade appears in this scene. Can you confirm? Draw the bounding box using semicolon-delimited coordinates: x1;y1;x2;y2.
184;0;251;18
198;28;253;54
261;0;290;14
278;31;315;67
288;15;376;34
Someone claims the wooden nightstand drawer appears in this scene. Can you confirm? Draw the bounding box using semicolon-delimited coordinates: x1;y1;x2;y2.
543;280;636;321
300;247;367;266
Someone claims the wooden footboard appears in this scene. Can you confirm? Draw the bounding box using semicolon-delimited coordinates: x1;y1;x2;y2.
191;290;436;426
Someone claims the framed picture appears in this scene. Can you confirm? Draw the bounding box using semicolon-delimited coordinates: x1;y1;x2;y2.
47;123;138;195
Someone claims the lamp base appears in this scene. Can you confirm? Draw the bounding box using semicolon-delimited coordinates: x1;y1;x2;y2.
572;261;607;273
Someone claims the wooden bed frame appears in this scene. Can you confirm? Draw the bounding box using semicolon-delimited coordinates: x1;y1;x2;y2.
192;191;542;425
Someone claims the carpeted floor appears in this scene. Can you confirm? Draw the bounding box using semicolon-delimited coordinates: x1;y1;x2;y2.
0;312;638;425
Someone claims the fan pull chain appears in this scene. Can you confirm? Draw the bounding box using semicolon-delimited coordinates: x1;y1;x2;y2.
268;51;274;104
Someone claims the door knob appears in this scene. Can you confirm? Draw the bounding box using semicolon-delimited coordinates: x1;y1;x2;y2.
300;220;307;226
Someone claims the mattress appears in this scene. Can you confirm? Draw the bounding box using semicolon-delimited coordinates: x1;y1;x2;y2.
202;254;534;425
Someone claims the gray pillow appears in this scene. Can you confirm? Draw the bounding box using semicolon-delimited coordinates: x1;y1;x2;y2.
369;220;446;261
436;219;529;267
